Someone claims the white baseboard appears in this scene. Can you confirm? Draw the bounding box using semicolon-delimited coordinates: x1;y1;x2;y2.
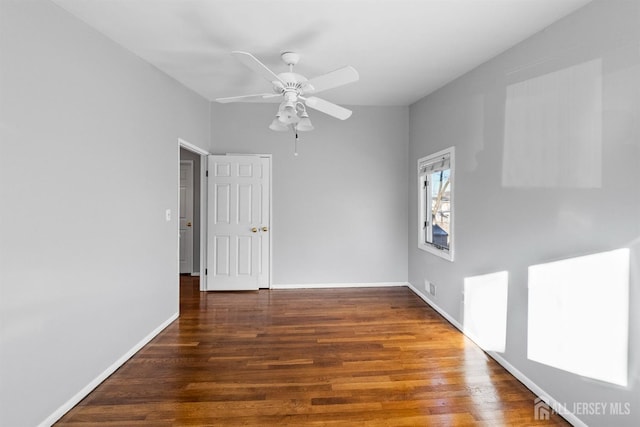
406;282;463;328
405;283;586;427
39;312;179;427
190;272;200;277
271;282;409;289
487;351;586;427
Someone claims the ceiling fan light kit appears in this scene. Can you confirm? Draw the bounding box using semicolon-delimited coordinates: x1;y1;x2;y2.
216;50;359;154
269;115;289;132
297;109;314;132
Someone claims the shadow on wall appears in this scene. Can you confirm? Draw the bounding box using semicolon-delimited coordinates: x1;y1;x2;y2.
502;58;603;189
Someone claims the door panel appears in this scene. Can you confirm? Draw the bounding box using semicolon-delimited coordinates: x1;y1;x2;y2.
214;236;230;276
215;184;230;223
237;236;252;276
207;155;270;291
237;184;253;224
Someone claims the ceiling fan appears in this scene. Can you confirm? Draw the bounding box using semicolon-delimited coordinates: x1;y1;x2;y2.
216;51;359;133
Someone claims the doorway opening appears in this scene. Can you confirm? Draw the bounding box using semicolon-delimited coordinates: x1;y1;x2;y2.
178;138;209;291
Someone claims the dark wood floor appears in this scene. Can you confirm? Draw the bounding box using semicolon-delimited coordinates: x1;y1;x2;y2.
56;276;569;426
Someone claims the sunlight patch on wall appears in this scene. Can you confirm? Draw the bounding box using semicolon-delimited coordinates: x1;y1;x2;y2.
463;271;509;353
528;248;629;386
502;58;602;188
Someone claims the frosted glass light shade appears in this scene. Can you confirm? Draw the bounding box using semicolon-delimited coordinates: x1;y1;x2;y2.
297;117;314;131
278;107;299;124
269;119;289;131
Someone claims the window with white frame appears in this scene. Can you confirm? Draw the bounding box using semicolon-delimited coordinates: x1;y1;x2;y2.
418;147;454;261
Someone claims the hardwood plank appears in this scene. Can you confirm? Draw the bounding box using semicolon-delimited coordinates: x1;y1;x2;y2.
55;277;570;426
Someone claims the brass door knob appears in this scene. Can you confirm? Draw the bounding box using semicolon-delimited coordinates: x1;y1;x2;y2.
251;227;258;233
262;226;268;232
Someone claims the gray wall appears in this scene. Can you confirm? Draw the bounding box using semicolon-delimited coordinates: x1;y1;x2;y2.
211;103;409;285
179;148;201;273
408;0;639;425
0;1;210;426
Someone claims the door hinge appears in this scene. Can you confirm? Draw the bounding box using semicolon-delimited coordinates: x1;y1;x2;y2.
205;268;208;275
206;170;209;177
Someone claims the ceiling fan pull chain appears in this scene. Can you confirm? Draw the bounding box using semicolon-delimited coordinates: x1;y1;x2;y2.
294;131;299;157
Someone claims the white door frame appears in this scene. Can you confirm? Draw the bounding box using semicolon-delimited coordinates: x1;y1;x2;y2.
178;138;210;291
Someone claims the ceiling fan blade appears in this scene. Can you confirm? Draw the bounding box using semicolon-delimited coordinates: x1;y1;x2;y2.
303;96;352;120
232;51;284;84
305;66;359;94
216;93;280;104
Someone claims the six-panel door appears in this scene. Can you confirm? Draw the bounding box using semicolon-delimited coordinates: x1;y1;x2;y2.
207;155;270;290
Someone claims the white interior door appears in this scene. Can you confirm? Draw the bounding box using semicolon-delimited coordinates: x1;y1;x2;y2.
179;160;194;274
208;155;270;291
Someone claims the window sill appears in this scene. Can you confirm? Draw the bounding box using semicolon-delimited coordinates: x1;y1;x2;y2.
419;242;454;262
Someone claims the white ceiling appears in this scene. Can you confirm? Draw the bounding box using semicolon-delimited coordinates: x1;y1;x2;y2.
52;0;591;106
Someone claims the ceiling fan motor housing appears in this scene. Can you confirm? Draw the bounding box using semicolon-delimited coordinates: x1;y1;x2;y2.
276;72;309;94
281;51;300;66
